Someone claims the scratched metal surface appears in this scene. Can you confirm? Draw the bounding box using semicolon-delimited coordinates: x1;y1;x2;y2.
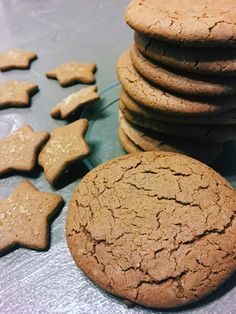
0;1;235;313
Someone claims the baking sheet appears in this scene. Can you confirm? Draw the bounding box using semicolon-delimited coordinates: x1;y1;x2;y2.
0;1;235;313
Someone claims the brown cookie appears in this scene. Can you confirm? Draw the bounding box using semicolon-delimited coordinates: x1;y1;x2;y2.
0;48;37;71
66;151;236;308
0;80;39;110
46;61;96;87
120;88;236;125
116;51;236;116
50;86;100;119
0;125;49;176
0;180;63;253
130;45;236;97
38;119;90;185
125;0;236;47
120;102;236;142
119;128;142;153
120;112;224;164
135;32;236;76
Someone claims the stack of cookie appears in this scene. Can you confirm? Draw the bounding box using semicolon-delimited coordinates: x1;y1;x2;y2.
117;0;236;163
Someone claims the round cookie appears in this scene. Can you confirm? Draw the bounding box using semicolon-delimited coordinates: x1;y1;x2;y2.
135;32;236;76
66;151;236;308
119;128;142;153
125;0;236;47
120;112;224;164
120;102;236;142
120;88;236;125
116;51;236;116
130;45;236;97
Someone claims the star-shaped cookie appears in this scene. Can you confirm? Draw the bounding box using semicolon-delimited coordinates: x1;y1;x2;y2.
46;61;96;86
0;125;49;176
0;80;39;109
0;48;37;71
0;180;63;253
50;86;100;119
38;119;90;185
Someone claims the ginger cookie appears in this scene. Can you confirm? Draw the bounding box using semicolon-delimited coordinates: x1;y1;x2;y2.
46;61;96;86
66;151;236;308
119;128;142;153
0;180;63;253
120;112;224;164
0;48;37;71
0;125;49;176
135;32;236;76
50;86;100;119
38;119;90;185
120;104;236;143
130;45;236;97
116;51;236;116
0;80;39;109
120;88;236;125
125;0;236;47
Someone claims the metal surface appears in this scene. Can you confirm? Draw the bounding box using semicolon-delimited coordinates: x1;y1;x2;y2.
0;1;235;313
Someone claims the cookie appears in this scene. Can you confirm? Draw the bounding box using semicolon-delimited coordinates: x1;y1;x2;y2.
66;151;236;308
125;0;236;47
120;88;236;125
116;51;236;116
0;80;39;110
0;48;37;71
0;125;49;176
119;128;142;153
0;180;63;253
120;103;236;142
130;45;236;97
38;119;90;185
46;61;96;87
135;32;236;76
51;86;100;119
120;112;224;164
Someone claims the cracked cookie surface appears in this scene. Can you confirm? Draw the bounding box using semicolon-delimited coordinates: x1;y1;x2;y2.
125;0;236;47
66;152;236;308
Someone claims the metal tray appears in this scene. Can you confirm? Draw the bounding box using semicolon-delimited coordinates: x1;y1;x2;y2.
0;1;235;313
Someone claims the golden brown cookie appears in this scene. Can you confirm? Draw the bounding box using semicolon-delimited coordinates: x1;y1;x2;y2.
0;125;49;176
119;128;142;153
38;119;90;185
0;180;63;253
50;86;100;119
120;112;224;164
0;80;39;110
120;88;236;125
0;48;37;71
116;51;236;116
125;0;236;47
134;32;236;76
46;61;96;86
130;45;236;97
66;151;236;308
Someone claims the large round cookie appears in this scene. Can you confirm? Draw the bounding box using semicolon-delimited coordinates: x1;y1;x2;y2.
125;0;236;47
120;102;236;142
130;45;236;97
116;51;236;116
135;32;236;76
120;112;224;163
120;88;236;125
66;152;236;308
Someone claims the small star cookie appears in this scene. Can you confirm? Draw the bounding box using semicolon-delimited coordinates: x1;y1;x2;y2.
0;125;49;176
50;86;100;119
38;119;90;185
0;80;39;109
46;61;96;86
0;180;63;253
0;48;37;71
